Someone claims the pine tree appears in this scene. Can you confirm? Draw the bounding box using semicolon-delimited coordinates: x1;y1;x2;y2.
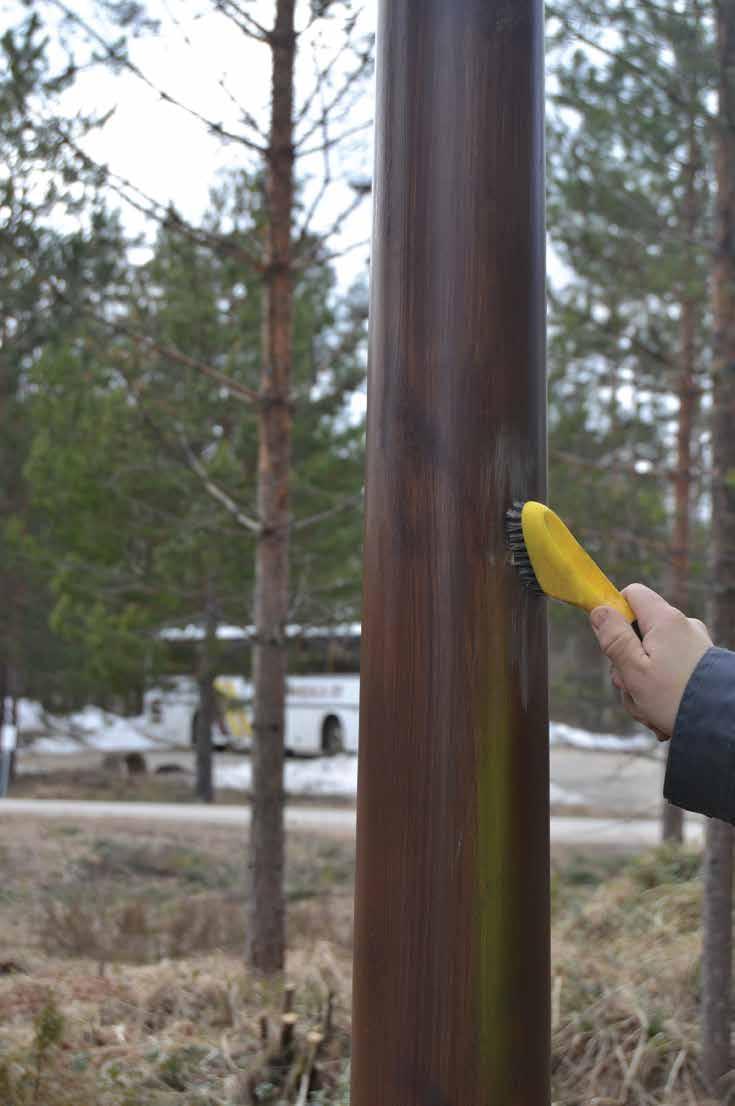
24;0;373;972
0;10;109;721
547;2;715;815
26;181;367;805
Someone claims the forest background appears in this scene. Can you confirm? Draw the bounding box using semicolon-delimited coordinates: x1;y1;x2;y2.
1;0;711;737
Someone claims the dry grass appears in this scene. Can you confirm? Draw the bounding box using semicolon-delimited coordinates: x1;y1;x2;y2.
551;845;720;1104
0;820;732;1104
0;953;351;1105
0;819;353;1105
11;762;355;808
10;765;251;805
0;818;355;1101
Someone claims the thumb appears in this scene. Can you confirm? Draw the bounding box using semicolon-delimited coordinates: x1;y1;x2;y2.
590;605;649;683
621;583;673;637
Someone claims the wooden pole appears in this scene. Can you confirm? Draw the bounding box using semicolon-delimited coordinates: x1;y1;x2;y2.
351;2;549;1103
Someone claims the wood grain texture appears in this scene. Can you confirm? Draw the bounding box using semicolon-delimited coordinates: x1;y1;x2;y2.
351;1;549;1103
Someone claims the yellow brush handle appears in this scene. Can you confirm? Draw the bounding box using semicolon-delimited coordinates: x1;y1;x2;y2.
520;501;636;622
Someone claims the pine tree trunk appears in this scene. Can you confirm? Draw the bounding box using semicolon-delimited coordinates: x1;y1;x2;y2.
662;350;694;842
247;0;296;975
8;690;16;786
195;601;217;805
195;676;215;803
0;663;6;731
6;666;18;787
0;663;7;795
702;0;735;1089
663;125;700;845
661;330;693;842
703;820;733;1089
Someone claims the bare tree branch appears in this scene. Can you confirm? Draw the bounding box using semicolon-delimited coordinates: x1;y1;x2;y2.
295;53;372;149
177;429;261;533
54;125;264;272
147;83;266;155
549;295;682;377
547;5;711;119
296;34;353;124
297;2;364;41
294;44;335;245
310;235;371;267
120;325;262;405
163;0;269;138
213;0;271;41
295;192;367;265
104;346;262;537
298;171;332;249
291;492;363;531
48;0;266;153
45;271;262;407
296;119;372;157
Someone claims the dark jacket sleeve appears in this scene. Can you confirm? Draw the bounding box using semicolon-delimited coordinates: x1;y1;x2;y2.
664;646;735;823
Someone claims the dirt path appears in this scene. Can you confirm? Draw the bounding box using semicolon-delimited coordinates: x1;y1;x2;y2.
0;796;702;846
550;746;665;817
16;743;667;816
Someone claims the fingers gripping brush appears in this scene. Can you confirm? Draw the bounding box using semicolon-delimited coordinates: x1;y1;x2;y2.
505;500;642;639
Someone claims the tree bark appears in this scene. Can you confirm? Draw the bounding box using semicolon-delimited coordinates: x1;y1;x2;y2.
195;596;217;804
246;0;296;975
702;0;735;1090
703;819;733;1090
663;122;700;845
351;2;549;1102
195;675;215;802
0;664;7;731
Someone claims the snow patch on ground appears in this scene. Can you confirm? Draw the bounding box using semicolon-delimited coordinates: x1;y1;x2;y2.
17;694;653;809
550;782;585;806
19;694;654;757
215;754;358;798
550;722;653;753
85;717;155;752
32;736;85;755
16;700;47;734
19;700;156;753
17;692;654;753
215;755;587;806
67;706;108;734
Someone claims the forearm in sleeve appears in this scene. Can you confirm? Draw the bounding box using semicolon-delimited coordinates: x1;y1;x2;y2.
664;647;735;824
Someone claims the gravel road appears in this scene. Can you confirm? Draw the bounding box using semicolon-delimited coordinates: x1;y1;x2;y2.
17;744;667;817
0;797;703;846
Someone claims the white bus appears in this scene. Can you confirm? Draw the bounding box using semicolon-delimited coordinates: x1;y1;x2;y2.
143;673;360;756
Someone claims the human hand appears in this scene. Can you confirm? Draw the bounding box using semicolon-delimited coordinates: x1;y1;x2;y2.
589;583;712;740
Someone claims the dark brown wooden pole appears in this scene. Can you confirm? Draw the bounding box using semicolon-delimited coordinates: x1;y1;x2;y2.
351;2;549;1104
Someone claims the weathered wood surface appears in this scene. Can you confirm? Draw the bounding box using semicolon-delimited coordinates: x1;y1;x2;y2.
351;1;549;1103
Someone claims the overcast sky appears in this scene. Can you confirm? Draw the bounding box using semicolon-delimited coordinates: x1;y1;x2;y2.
45;0;377;289
7;0;569;295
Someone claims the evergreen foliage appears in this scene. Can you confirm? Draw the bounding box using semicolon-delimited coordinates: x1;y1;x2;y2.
0;10;110;708
546;0;715;728
23;177;366;706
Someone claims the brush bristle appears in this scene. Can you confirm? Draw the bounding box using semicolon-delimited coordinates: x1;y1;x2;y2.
505;501;544;596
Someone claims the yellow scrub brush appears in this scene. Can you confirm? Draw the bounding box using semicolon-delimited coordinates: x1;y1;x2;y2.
505;500;641;638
